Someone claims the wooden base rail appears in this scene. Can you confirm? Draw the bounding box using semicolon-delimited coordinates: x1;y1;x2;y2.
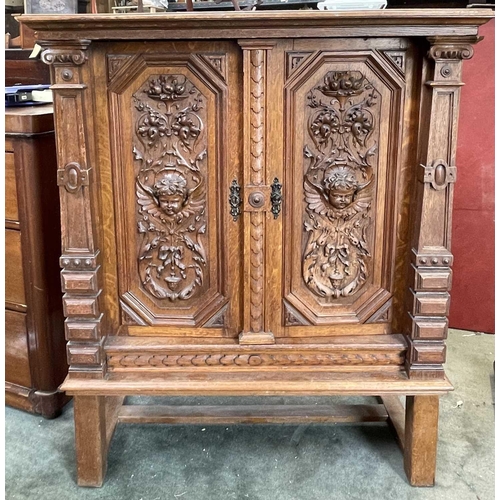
117;403;389;425
72;393;439;488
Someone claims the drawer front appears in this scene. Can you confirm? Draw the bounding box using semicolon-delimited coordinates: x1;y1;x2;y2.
5;152;19;223
5;309;32;388
5;229;26;306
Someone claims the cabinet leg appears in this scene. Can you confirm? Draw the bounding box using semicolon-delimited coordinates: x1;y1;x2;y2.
403;395;439;486
73;395;108;487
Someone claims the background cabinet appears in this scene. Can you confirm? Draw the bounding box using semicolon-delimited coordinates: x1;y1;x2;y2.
5;105;68;418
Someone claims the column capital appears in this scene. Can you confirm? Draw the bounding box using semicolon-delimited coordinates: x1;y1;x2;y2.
427;35;481;61
39;40;91;66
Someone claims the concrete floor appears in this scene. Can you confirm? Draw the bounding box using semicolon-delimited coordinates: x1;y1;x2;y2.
5;330;494;500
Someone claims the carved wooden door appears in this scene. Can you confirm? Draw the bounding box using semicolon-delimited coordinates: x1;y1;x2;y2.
266;39;410;339
104;41;243;337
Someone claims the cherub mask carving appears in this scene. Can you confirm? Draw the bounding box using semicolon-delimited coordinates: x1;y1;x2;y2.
154;172;188;216
323;166;358;210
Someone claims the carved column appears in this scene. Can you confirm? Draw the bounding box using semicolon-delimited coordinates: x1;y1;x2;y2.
405;36;478;379
238;41;276;345
40;41;105;379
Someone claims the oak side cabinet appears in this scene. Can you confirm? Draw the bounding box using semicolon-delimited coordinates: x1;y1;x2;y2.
22;8;494;487
5;105;68;418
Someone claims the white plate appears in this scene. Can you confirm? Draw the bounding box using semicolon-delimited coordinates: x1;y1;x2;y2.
317;0;387;10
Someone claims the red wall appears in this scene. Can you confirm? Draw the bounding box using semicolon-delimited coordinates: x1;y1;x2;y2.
450;19;495;333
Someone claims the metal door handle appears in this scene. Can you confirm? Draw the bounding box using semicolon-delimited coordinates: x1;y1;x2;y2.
229;179;242;221
270;178;282;219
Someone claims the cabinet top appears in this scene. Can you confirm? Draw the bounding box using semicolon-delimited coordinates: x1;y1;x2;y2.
20;9;493;41
5;104;54;135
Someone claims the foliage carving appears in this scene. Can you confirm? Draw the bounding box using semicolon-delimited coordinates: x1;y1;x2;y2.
133;75;208;301
302;71;379;299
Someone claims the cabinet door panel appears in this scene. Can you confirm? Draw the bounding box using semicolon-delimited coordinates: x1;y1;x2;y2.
279;42;405;332
107;43;242;334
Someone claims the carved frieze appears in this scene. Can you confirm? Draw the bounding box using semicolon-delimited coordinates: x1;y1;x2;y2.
108;350;404;369
302;71;378;299
133;75;208;301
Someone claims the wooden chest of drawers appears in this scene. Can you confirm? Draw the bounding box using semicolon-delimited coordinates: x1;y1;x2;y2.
22;8;493;487
5;105;68;418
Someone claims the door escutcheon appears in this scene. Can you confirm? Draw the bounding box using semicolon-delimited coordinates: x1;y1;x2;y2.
270;178;282;219
229;179;242;221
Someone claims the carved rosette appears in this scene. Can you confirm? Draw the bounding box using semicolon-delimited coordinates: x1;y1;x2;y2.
133;75;208;302
302;71;378;299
